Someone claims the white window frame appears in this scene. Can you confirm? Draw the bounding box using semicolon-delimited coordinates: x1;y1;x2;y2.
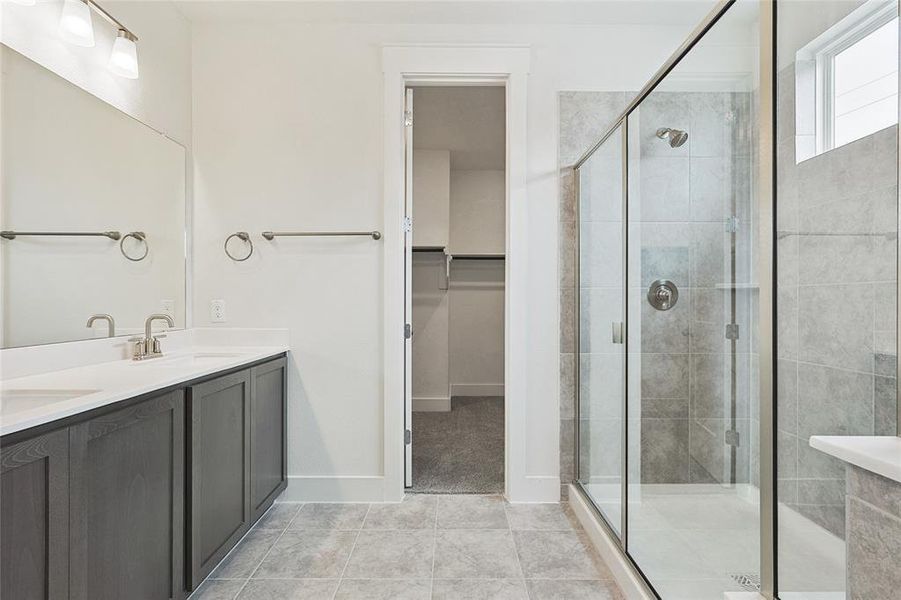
812;0;898;153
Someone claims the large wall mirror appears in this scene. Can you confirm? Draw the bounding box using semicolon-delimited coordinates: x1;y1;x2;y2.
0;45;186;348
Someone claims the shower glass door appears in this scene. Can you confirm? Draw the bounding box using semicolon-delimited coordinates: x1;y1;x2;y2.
574;2;763;597
576;124;626;538
625;2;761;595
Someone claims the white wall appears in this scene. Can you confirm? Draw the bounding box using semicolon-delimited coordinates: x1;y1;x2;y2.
449;169;505;254
190;20;700;501
412;254;449;408
411;149;449;248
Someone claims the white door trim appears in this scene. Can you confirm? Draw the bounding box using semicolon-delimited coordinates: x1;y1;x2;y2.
382;44;531;502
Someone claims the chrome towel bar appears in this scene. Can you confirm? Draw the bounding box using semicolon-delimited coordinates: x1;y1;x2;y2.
262;230;381;241
0;230;121;240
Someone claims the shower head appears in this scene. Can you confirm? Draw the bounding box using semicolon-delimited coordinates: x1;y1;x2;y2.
656;127;689;148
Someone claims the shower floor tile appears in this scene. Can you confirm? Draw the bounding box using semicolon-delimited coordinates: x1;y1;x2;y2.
584;483;846;599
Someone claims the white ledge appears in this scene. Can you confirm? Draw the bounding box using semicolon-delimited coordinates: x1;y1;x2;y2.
810;436;901;484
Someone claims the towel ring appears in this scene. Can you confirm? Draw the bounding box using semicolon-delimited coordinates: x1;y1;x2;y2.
224;232;253;261
120;231;148;262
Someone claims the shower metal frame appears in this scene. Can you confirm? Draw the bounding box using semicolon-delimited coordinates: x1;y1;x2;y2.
570;0;778;597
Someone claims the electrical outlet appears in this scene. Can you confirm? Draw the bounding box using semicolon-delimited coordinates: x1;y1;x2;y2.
161;299;175;317
210;299;226;323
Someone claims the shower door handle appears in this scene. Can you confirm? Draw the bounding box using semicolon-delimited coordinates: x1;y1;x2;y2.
612;322;624;344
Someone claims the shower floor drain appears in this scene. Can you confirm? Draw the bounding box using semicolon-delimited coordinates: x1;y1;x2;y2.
730;573;761;591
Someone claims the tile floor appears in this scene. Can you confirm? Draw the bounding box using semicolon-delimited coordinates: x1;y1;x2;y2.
189;494;623;600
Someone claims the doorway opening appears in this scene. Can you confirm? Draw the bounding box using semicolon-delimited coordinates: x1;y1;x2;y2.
404;85;507;494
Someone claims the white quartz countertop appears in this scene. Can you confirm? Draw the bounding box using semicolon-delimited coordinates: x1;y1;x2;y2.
0;345;288;437
810;436;901;484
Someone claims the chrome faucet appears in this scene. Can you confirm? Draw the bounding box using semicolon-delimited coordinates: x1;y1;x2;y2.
133;313;174;360
86;313;115;337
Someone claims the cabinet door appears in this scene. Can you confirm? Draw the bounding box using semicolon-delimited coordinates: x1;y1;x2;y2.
187;370;251;589
69;390;185;600
250;357;288;521
1;428;69;600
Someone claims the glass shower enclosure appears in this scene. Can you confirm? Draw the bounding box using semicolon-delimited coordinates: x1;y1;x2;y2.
572;0;898;598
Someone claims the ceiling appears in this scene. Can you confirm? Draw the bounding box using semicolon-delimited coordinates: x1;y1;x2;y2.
411;86;505;171
174;0;718;26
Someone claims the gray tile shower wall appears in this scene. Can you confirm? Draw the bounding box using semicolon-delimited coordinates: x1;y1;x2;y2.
776;63;898;538
634;90;755;486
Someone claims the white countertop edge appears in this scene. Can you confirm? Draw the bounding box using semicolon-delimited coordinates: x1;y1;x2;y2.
809;435;901;484
1;346;288;437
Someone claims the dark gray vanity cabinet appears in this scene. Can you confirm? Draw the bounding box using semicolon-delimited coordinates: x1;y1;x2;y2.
68;390;185;600
187;370;253;589
0;354;287;600
250;357;288;521
0;429;70;600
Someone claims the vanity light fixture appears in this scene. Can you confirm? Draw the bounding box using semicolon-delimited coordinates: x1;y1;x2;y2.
58;0;95;47
108;29;139;79
58;0;140;80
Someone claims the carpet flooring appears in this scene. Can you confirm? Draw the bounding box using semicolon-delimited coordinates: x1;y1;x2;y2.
410;396;504;494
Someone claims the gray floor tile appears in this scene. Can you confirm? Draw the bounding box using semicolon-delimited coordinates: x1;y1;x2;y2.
253;530;356;579
433;529;522;579
505;503;575;530
189;578;246;600
431;578;529;599
334;578;431;599
363;495;438;529
288;503;369;530
514;531;610;579
210;529;281;579
526;579;622;599
343;530;435;578
254;503;303;531
236;579;338;599
437;495;509;529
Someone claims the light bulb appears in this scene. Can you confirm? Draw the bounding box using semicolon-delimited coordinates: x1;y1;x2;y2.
58;0;94;47
108;30;139;79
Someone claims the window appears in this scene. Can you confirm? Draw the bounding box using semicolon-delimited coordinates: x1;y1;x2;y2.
824;10;898;148
795;0;899;161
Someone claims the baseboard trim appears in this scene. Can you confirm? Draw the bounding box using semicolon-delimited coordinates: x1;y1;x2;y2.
450;383;504;397
282;475;387;502
508;475;561;503
568;484;655;600
412;396;451;412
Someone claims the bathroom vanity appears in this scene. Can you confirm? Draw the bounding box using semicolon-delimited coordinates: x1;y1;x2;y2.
0;348;288;600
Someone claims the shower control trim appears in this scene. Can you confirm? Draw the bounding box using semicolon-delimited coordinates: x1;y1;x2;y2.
647;279;679;311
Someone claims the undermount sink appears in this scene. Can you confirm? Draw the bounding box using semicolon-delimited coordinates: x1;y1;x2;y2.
1;389;100;414
131;352;245;366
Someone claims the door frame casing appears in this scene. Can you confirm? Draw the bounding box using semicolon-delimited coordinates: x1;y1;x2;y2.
382;45;532;502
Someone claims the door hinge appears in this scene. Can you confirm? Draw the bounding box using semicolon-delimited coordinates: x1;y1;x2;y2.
404;323;412;339
725;215;740;233
725;323;740;340
725;429;740;447
405;429;412;445
611;321;624;344
404;110;413;127
402;216;413;233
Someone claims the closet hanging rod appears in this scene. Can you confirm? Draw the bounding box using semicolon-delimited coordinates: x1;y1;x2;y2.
450;254;505;261
0;230;121;241
262;230;381;241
